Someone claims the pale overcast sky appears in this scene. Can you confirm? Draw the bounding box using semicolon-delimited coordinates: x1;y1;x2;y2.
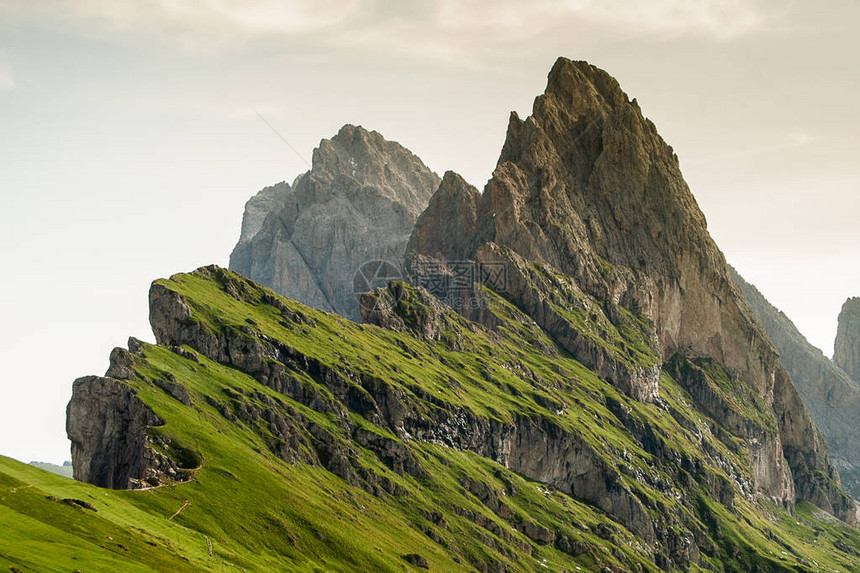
1;0;858;464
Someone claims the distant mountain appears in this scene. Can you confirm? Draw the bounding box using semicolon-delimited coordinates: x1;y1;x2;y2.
835;297;860;382
27;460;73;478
730;268;860;499
229;125;440;322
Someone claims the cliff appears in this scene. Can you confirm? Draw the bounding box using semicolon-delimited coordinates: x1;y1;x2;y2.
57;58;860;572
61;266;860;571
730;268;860;499
229;125;439;321
835;297;860;383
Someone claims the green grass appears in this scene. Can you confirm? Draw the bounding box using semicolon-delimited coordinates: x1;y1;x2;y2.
4;265;859;571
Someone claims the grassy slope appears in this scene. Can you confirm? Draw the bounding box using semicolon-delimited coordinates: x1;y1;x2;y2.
3;267;859;571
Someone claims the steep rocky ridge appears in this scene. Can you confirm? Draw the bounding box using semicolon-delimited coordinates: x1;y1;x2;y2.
408;57;850;521
65;266;860;571
835;297;860;383
230;125;440;321
730;268;860;499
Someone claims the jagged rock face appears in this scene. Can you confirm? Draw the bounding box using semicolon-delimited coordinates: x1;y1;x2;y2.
149;270;662;543
408;57;851;517
407;171;485;262
66;341;199;490
229;125;439;321
66;376;163;489
413;58;770;392
731;268;860;499
236;182;291;245
835;297;860;383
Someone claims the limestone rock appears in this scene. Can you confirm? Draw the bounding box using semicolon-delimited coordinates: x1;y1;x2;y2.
407;171;486;263
731;268;860;499
835;297;860;383
237;181;291;244
229;125;440;321
408;57;853;520
66;376;163;489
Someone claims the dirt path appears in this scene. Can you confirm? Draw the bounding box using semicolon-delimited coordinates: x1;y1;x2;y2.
167;499;191;521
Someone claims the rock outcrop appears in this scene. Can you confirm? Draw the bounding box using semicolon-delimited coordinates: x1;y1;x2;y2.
731;269;860;499
229;125;440;321
407;57;852;519
407;171;485;263
835;297;860;383
66;375;164;489
66;339;201;490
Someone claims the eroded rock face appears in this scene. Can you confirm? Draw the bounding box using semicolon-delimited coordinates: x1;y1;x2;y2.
152;274;658;542
66;376;163;489
407;171;486;263
731;268;860;499
408;57;852;518
835;297;860;383
236;182;291;245
70;264;859;569
229;125;440;321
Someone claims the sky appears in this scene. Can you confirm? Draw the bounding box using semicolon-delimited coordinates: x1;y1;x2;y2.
0;0;858;464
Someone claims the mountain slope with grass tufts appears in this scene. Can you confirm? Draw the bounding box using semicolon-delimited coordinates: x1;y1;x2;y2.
44;266;860;571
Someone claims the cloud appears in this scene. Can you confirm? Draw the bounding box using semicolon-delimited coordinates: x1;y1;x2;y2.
561;0;766;40
0;60;14;92
0;0;778;63
70;0;365;34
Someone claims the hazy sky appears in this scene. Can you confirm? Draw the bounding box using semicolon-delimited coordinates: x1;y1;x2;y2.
1;0;858;464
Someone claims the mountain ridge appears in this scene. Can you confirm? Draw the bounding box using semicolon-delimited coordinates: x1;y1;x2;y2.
8;57;856;572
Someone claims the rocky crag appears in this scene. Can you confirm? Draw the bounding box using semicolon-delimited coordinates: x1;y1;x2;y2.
229;125;440;321
730;268;860;499
407;58;852;522
835;297;860;383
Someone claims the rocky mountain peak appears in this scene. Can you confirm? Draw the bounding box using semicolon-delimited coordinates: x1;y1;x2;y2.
407;57;852;519
230;124;440;321
545;58;629;113
235;181;291;246
414;56;761;389
310;124;438;216
835;297;860;382
406;170;484;262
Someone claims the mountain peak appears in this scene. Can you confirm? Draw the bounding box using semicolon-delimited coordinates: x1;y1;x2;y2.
230;125;440;321
408;58;853;521
835;297;860;381
545;57;629;114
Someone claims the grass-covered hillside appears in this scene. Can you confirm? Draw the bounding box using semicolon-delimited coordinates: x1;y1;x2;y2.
4;266;860;571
